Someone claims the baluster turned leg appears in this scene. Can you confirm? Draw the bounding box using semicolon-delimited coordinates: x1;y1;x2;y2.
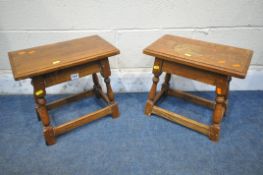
224;77;232;116
104;77;115;102
161;73;171;95
92;73;102;98
33;96;41;121
100;58;119;118
32;80;41;121
32;77;56;145
145;58;163;115
209;78;228;141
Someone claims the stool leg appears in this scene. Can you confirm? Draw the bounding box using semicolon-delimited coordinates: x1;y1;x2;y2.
224;77;232;116
100;58;119;118
145;58;163;115
32;80;41;121
32;77;56;145
34;96;41;121
92;73;102;98
209;79;228;141
104;77;114;103
161;73;171;95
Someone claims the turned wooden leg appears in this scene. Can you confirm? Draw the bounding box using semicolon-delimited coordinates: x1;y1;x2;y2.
92;73;102;98
32;80;41;121
100;58;119;118
37;97;56;145
224;77;232;116
209;79;228;141
34;96;41;121
145;58;163;115
161;73;171;95
32;77;56;145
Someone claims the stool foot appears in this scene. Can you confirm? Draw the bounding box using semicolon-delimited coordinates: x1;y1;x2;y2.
209;124;220;141
145;100;153;116
111;103;120;119
43;126;56;145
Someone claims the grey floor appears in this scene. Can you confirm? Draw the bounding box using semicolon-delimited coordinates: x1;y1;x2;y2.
0;91;263;175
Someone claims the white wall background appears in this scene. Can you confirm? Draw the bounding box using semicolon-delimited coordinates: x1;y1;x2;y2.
0;0;263;94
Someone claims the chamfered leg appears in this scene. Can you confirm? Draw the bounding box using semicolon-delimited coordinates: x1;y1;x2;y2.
209;78;229;141
100;58;119;118
32;77;56;145
145;58;163;115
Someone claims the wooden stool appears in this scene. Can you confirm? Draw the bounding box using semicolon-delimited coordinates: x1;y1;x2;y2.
8;35;120;145
143;35;253;141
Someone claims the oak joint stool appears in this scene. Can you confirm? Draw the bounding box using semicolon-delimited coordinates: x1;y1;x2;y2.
9;35;120;145
144;35;253;141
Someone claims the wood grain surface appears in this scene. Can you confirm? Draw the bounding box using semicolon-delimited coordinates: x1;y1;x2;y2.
144;35;253;78
8;35;119;80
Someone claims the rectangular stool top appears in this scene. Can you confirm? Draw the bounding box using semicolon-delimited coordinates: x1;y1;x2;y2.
8;35;119;80
144;35;253;78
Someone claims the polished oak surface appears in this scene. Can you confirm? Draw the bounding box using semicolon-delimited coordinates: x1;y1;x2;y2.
9;35;119;80
8;35;120;145
144;35;253;78
144;35;253;141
